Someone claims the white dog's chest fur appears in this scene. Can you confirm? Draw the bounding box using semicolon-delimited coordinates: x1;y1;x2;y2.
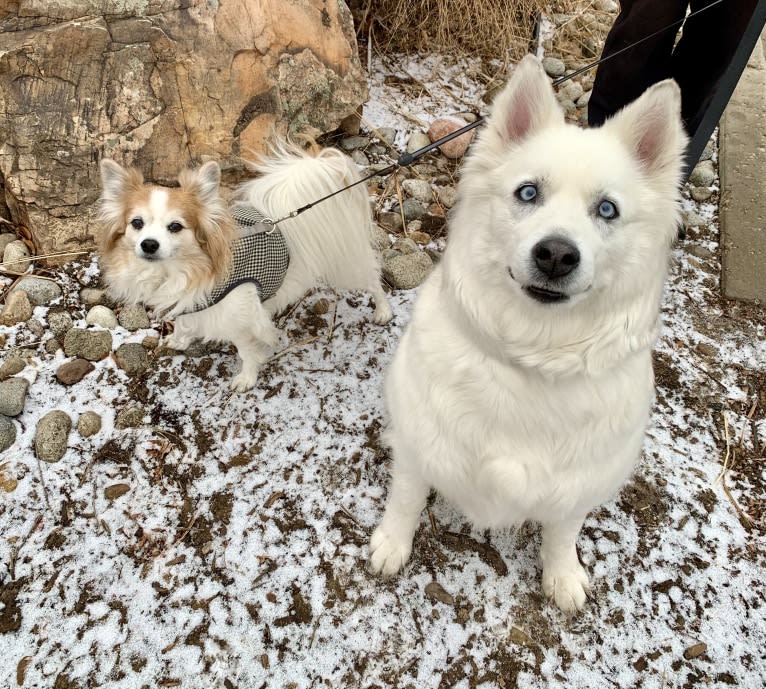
387;269;654;528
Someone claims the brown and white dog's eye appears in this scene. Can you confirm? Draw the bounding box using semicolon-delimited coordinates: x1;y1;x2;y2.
130;217;144;230
167;222;184;233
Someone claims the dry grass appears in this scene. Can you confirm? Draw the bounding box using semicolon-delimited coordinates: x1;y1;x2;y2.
353;0;547;59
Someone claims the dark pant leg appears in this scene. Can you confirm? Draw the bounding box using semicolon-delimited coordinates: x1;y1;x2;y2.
588;0;688;126
671;0;760;137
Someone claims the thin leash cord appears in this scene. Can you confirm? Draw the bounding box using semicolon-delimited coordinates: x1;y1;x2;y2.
267;0;725;226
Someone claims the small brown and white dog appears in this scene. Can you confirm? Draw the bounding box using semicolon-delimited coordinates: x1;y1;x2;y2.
98;143;392;391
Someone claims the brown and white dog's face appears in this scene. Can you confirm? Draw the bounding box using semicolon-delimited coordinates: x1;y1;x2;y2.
97;160;233;301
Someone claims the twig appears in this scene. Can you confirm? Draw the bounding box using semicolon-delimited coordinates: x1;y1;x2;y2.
35;457;52;512
0;249;90;267
269;335;320;361
326;293;339;345
715;411;755;527
8;514;44;580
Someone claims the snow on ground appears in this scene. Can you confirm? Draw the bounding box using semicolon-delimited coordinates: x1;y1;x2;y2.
1;55;765;689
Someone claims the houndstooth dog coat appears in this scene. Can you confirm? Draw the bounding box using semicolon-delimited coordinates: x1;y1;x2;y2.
185;204;290;314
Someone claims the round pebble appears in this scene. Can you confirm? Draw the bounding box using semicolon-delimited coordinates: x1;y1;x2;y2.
3;240;31;273
402;179;433;204
35;410;72;462
0;289;33;325
0;415;16;454
48;311;74;337
0;377;29;417
80;288;106;306
428;117;475;159
86;305;118;329
77;411;102;438
56;358;95;385
115;343;149;375
14;277;62;306
542;57;566;78
382;251;433;290
63;328;113;361
118;304;150;331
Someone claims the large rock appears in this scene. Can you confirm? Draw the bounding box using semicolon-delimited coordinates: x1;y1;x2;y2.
0;1;367;260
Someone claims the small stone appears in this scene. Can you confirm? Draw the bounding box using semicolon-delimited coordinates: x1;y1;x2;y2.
406;220;422;234
350;150;369;167
398;198;425;223
577;89;593;107
377;127;397;146
0;415;16;454
0;289;33;325
383;251;433;289
694;343;718;358
595;0;618;11
48;311;74;337
559;99;577;116
311;298;329;315
406;131;431;154
371;226;390;252
378;211;403;232
3;240;31;273
382;249;399;262
142;335;160;349
35;410;72;462
410;231;431;246
14;277;62;306
115;343;149;375
688;160;715;187
26;319;44;338
339;135;370;151
428;116;475;159
0;377;29;417
425;581;454;605
0;233;16;255
0;355;26;381
77;411;102;437
44;338;61;355
392;238;419;255
86;305;118;329
557;81;584;102
115;404;145;429
682;210;706;228
64;328;112;361
683;642;707;660
700;143;715;161
118;304;150;331
542;57;566;78
690;187;713;202
435;186;458;209
79;288;106;306
402;179;433;204
104;483;130;500
685;244;715;260
56;359;95;385
510;626;535;646
420;212;447;236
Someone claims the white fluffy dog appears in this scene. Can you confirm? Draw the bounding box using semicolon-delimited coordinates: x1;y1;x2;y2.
369;55;687;612
98;143;392;391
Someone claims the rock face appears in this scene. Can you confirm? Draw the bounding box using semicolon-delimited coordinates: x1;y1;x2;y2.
0;1;367;259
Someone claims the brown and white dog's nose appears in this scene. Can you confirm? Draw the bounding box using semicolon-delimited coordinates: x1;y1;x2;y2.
533;237;580;279
140;238;160;255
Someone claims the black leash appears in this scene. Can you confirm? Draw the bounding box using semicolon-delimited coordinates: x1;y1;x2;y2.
266;0;726;227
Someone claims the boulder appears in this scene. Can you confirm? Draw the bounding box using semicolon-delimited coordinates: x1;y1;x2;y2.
0;1;367;260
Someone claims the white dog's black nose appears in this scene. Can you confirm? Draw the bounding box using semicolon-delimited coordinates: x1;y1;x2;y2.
533;237;580;279
140;239;160;255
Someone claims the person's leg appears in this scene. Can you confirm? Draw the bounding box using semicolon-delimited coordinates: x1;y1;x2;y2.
672;0;764;171
589;0;688;126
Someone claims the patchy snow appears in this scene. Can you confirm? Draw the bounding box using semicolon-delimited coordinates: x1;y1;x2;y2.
1;55;765;689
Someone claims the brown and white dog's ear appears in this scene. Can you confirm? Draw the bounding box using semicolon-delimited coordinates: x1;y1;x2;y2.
98;159;144;252
99;159;143;200
178;161;232;281
487;54;564;147
602;79;688;182
178;161;222;206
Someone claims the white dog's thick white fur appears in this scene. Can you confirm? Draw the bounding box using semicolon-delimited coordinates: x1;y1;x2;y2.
99;144;391;392
369;56;687;613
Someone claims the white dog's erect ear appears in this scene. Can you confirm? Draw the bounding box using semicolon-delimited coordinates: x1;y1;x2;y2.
604;79;688;177
489;55;563;145
100;159;141;199
179;161;221;205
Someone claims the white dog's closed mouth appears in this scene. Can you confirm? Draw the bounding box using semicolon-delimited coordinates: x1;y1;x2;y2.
524;285;569;303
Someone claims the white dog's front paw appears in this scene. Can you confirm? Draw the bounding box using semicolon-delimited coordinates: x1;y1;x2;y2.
373;301;393;325
162;334;190;351
369;525;412;576
542;561;591;614
230;370;259;393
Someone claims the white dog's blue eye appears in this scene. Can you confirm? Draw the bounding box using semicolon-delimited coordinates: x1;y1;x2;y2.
130;217;144;230
598;200;618;220
516;184;538;202
167;222;183;233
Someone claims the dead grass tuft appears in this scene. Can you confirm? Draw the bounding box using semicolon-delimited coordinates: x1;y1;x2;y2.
353;0;547;59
